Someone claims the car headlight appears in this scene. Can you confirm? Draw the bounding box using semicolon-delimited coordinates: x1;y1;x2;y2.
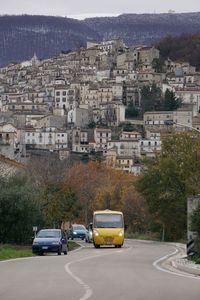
33;242;39;245
94;230;99;237
73;232;77;235
118;232;123;237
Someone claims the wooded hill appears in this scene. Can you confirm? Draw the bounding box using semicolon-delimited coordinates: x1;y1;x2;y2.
156;34;200;70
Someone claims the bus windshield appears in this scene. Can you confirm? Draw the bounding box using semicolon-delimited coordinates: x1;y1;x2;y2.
94;214;123;228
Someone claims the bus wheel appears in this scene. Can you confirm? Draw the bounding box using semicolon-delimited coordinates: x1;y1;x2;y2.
94;244;100;248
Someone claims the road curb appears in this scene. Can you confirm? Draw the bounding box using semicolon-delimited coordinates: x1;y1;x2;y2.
172;258;200;276
169;243;200;276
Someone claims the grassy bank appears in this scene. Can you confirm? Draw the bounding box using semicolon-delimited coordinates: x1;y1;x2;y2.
0;241;80;260
192;254;200;264
0;245;33;260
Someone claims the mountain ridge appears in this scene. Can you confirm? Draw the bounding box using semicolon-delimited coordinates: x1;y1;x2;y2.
0;13;200;66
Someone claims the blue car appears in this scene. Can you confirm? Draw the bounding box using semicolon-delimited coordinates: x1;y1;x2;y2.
32;229;68;255
68;224;87;240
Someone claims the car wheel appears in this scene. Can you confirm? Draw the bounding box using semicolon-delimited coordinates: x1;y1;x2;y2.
71;237;74;240
63;250;67;255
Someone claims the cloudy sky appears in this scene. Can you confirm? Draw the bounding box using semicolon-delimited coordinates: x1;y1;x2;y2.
0;0;199;19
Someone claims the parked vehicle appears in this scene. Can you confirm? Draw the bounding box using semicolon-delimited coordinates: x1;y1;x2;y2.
93;210;124;248
68;224;87;240
85;223;93;243
32;229;68;255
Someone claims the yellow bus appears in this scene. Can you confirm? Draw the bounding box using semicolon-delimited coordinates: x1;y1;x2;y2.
93;210;124;248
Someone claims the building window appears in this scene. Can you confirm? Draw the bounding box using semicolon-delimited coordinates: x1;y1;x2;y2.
63;91;66;96
56;91;60;96
62;98;66;102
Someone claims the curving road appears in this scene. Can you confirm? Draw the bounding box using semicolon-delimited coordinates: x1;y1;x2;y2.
0;240;199;300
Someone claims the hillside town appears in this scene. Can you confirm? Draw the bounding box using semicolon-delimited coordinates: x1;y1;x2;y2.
0;39;200;174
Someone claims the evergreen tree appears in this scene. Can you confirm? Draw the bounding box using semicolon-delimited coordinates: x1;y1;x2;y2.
163;89;182;111
140;83;162;114
125;100;139;118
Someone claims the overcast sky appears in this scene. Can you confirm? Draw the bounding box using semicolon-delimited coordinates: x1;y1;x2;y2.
0;0;199;19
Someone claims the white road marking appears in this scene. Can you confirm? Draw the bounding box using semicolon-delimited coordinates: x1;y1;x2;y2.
153;247;200;280
65;257;93;300
64;248;125;300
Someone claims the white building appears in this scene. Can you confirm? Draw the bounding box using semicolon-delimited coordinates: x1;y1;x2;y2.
67;107;90;127
25;127;68;150
173;108;193;129
94;128;112;151
120;131;142;140
0;123;18;159
54;86;76;110
175;87;200;117
72;128;90;153
140;139;161;157
108;140;140;158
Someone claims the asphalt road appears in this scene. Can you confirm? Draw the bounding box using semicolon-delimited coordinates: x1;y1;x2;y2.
0;240;199;300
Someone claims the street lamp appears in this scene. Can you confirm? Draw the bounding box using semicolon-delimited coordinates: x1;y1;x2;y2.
173;121;200;134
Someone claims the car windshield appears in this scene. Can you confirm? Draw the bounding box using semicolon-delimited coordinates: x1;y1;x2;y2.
94;214;123;228
37;230;61;238
73;225;86;230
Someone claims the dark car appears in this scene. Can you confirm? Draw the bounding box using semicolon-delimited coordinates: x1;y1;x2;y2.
32;229;68;255
68;224;87;240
